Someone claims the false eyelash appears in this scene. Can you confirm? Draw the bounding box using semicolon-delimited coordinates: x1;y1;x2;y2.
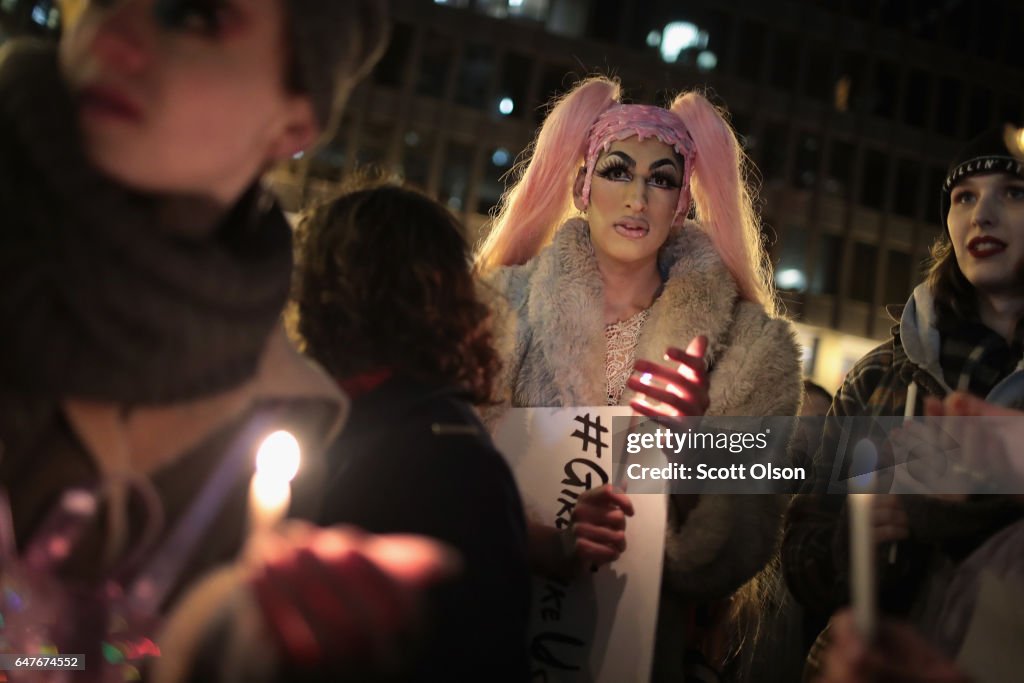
595;160;681;188
595;160;631;177
650;172;681;188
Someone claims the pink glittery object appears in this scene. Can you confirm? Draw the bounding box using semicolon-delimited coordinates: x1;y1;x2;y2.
581;104;697;220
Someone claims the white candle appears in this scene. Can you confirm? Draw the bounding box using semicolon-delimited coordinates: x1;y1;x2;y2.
847;436;878;640
849;492;876;640
893;381;916;566
904;382;918;423
249;472;290;533
248;430;301;536
848;470;877;642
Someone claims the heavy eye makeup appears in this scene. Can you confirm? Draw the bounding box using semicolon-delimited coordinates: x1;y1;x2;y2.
594;156;681;189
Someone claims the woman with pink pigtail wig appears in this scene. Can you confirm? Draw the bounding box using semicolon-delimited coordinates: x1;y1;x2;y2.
476;77;803;681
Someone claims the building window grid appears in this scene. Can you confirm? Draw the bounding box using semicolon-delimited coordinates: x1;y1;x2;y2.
792;17;835;312
831;137;865;325
738;6;1017;144
462;46;507;219
903;158;934;303
867;152;902;312
348;18;546;226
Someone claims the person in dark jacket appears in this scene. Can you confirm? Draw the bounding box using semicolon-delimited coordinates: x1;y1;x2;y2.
0;2;452;680
814;394;1024;683
293;183;532;682
782;126;1024;676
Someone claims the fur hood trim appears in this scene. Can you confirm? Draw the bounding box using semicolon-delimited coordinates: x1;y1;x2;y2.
515;217;740;406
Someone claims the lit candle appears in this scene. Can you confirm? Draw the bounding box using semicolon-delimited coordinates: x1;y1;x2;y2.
248;430;301;536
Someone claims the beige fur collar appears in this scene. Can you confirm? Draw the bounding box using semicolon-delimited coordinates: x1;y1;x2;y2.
527;218;738;406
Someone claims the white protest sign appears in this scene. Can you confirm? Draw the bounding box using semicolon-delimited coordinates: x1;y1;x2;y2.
492;407;667;683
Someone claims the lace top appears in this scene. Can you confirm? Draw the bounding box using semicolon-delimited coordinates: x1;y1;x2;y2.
605;308;650;405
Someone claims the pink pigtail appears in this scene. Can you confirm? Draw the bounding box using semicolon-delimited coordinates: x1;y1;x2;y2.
669;92;778;316
475;77;620;272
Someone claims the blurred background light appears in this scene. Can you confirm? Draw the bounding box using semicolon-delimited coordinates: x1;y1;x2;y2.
696;50;717;71
776;268;808;292
659;21;708;63
491;148;511;166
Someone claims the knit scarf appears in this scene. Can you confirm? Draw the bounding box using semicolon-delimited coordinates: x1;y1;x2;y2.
0;40;292;403
935;307;1024;397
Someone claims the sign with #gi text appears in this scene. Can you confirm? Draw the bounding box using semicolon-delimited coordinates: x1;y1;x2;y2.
492;407;667;683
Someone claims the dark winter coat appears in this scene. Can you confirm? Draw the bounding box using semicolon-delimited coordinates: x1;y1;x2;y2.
319;374;532;682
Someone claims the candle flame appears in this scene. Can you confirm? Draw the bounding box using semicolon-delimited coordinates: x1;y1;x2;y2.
255;430;301;483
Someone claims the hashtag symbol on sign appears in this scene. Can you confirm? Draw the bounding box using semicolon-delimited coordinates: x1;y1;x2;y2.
571;413;609;458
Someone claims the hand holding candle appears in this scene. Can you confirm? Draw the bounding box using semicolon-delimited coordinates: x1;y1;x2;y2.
246;522;460;671
818;609;971;683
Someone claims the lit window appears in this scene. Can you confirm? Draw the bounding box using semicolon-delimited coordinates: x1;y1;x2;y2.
776;268;807;292
659;21;708;63
32;3;48;25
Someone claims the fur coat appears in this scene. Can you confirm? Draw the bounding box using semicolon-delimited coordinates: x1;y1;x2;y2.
484;217;802;679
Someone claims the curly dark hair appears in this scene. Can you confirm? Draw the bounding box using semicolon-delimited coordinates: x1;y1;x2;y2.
293;183;500;404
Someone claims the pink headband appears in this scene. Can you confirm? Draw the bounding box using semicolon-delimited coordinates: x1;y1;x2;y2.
580;104;697;220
